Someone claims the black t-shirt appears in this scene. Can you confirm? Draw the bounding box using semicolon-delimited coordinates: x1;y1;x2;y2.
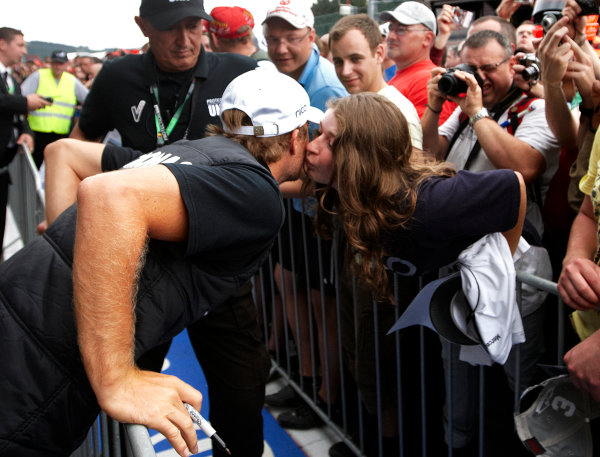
78;49;257;151
384;169;520;276
102;136;284;273
36;135;283;355
0;136;285;445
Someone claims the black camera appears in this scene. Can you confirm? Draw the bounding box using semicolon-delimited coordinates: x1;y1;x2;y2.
533;0;600;33
518;54;541;81
438;64;484;96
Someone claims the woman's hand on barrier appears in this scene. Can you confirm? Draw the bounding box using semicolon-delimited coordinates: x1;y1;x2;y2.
564;329;600;402
96;368;203;457
558;257;600;311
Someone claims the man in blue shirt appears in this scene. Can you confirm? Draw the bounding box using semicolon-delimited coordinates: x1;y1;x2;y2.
263;0;347;111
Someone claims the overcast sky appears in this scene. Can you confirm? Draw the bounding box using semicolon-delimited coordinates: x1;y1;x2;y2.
4;0;306;51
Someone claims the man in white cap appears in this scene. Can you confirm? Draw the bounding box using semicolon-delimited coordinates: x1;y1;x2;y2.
55;1;267;455
263;0;347;112
382;1;453;122
0;69;321;457
262;0;348;431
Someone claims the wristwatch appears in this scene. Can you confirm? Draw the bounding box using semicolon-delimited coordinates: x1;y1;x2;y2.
469;107;490;126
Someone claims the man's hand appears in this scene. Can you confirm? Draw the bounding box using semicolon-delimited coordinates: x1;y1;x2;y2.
558;257;600;311
426;67;449;112
434;5;458;50
562;0;587;41
512;51;540;93
446;69;483;118
97;368;203;457
564;329;600;402
495;0;523;20
565;35;595;102
17;133;34;152
538;18;574;87
26;93;51;111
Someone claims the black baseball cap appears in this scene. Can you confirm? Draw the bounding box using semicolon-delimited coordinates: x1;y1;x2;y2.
51;50;68;63
139;0;212;31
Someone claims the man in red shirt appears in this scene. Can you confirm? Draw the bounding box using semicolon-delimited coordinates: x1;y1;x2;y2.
382;1;454;123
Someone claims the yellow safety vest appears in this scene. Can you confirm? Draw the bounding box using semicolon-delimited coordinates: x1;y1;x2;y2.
28;68;77;135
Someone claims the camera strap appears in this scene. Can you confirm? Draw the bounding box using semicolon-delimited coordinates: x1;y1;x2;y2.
447;87;525;169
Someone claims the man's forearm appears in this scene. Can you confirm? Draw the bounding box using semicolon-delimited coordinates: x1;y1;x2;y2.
472;118;545;182
544;83;578;149
73;175;149;397
564;196;598;266
421;107;446;160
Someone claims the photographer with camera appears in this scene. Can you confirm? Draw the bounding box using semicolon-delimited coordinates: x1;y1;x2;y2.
422;29;559;453
536;8;600;275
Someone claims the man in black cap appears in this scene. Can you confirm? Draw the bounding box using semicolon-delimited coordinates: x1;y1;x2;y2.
69;0;256;151
21;50;88;168
55;1;264;457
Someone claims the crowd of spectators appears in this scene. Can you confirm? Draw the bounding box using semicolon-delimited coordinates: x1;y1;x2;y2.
1;0;600;456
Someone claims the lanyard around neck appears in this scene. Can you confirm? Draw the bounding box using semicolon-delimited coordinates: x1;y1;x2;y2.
151;78;196;146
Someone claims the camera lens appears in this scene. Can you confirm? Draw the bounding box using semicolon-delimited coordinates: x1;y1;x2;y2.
541;13;559;31
438;73;467;96
521;66;539;81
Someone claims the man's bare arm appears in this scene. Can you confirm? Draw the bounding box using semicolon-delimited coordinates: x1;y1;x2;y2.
421;68;450;160
73;165;201;457
502;171;526;254
558;195;600;310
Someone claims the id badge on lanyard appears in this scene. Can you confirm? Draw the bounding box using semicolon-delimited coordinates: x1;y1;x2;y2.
151;78;196;146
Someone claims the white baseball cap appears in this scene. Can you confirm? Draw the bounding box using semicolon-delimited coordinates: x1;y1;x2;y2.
219;69;323;138
380;1;437;35
263;0;315;29
389;232;525;365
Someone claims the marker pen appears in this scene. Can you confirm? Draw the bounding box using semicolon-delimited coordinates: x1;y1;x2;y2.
184;403;231;455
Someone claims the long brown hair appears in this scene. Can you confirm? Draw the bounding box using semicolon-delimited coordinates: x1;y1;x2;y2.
314;93;455;298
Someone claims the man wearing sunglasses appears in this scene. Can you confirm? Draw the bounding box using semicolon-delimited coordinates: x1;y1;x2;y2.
422;29;560;454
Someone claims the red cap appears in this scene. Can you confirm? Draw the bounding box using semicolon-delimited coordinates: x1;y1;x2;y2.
209;6;254;39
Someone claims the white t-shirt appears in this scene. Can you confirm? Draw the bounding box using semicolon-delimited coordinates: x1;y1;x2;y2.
438;95;560;236
378;85;423;149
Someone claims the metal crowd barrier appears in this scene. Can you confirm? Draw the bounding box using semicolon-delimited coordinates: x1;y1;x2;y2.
7;149;571;457
69;414;155;457
7;143;45;246
5;144;156;457
258;201;570;457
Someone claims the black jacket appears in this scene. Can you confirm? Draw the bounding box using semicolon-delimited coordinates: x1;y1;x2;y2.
0;136;283;457
0;72;32;167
